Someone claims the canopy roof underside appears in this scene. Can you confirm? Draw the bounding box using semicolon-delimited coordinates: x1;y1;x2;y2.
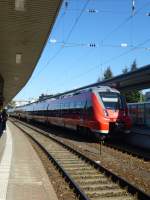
0;0;62;106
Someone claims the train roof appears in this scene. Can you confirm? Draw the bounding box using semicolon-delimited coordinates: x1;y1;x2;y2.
91;86;119;93
11;86;120;109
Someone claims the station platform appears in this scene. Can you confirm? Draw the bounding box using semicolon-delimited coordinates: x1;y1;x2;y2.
0;121;58;200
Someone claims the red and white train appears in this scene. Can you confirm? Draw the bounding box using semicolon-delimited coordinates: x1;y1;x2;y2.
8;86;131;138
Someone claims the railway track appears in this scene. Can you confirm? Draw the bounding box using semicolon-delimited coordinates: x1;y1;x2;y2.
14;118;150;161
103;139;150;161
10;119;149;200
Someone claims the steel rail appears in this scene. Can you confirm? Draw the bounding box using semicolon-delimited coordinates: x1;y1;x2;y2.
12;118;149;161
10;119;150;200
11;120;90;200
104;141;150;161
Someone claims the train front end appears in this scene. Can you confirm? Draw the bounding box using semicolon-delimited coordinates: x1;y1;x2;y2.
92;87;131;137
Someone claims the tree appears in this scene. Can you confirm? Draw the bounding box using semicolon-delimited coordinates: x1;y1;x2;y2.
97;66;113;82
97;77;101;82
103;66;113;80
123;90;141;103
122;60;142;103
38;93;53;101
122;66;128;74
131;59;137;71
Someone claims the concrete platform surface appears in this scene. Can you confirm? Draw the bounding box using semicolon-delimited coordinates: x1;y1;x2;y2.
0;121;58;200
0;130;6;163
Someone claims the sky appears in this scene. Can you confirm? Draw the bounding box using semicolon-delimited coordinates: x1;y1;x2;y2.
15;0;150;101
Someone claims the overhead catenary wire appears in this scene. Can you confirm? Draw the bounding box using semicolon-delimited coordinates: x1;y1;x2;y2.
18;0;90;96
101;1;150;42
33;0;150;81
96;37;150;72
48;40;150;51
50;0;150;89
63;0;90;43
19;0;150;99
53;36;150;90
61;8;131;14
102;37;150;65
30;0;90;81
49;0;150;92
55;64;100;90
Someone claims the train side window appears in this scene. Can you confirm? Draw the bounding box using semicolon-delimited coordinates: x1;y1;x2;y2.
76;101;82;108
68;102;73;115
63;103;68;116
86;99;93;118
61;103;64;117
72;102;76;114
75;101;82;115
70;102;74;109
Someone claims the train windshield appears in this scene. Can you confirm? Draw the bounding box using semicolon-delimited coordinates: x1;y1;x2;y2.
99;92;125;110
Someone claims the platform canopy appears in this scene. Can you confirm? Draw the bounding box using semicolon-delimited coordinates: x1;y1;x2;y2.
0;0;62;106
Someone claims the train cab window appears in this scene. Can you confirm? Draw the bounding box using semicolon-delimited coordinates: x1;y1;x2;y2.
99;92;124;110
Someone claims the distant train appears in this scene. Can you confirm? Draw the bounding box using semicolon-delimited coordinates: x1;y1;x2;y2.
8;86;131;138
128;102;150;127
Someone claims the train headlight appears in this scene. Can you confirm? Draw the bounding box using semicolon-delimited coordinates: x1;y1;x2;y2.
104;109;109;117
